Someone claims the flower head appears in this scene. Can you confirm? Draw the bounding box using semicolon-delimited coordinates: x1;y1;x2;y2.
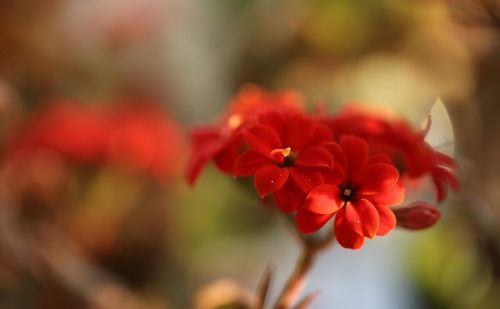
296;135;404;249
234;111;334;212
186;84;304;185
326;105;459;202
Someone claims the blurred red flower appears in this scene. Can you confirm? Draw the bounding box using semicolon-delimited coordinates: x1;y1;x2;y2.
6;101;109;163
296;136;404;249
106;101;183;179
326;105;459;202
4;98;183;180
186;84;304;186
234;111;334;212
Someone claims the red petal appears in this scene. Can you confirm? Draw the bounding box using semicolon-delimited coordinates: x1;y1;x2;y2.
432;176;447;202
444;170;460;191
368;153;393;165
322;169;345;186
296;209;333;234
243;124;282;157
186;130;224;185
295;146;334;169
345;199;379;239
334;208;365;249
270;148;286;164
234;151;272;176
323;142;347;172
308;124;333;145
340;135;369;176
214;136;243;174
430;150;456;167
433;166;460;190
273;181;305;213
305;184;342;214
374;205;396;236
190;125;221;145
258;111;286;137
370;181;405;206
290;167;324;193
284;114;316;150
358;163;399;195
186;155;210;186
254;165;289;197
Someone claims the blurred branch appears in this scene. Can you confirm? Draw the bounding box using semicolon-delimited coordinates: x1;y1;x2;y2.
480;0;500;27
0;200;147;309
290;292;319;309
255;266;273;309
449;0;500;28
273;226;334;309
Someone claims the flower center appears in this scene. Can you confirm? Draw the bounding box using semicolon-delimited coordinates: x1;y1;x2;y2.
270;147;296;167
339;183;357;202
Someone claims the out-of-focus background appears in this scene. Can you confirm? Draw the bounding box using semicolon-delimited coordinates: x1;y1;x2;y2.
0;0;498;308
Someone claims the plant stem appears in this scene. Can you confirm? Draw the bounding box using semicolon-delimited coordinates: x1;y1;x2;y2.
273;231;335;309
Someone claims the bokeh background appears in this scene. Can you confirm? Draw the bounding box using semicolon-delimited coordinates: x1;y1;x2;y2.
0;0;499;308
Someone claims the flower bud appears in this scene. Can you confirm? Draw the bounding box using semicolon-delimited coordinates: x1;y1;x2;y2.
393;202;441;230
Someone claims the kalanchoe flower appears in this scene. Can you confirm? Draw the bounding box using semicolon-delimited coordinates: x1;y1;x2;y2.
392;202;441;230
296;135;405;249
326;105;459;202
186;86;460;250
106;100;183;179
234;111;334;212
186;84;304;186
5;101;110;164
4;99;183;180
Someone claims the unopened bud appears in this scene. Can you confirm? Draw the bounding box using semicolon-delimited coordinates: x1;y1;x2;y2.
393;202;441;230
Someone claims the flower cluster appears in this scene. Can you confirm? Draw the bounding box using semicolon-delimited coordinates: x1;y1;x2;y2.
187;85;459;249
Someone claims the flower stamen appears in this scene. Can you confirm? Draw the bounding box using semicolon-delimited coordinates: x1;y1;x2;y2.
271;147;294;166
339;184;357;202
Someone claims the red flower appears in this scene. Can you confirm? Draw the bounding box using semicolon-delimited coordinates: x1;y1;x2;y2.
106;101;183;179
5;101;109;164
186;84;304;185
296;135;404;249
5;99;183;180
327;105;459;202
234;111;334;212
